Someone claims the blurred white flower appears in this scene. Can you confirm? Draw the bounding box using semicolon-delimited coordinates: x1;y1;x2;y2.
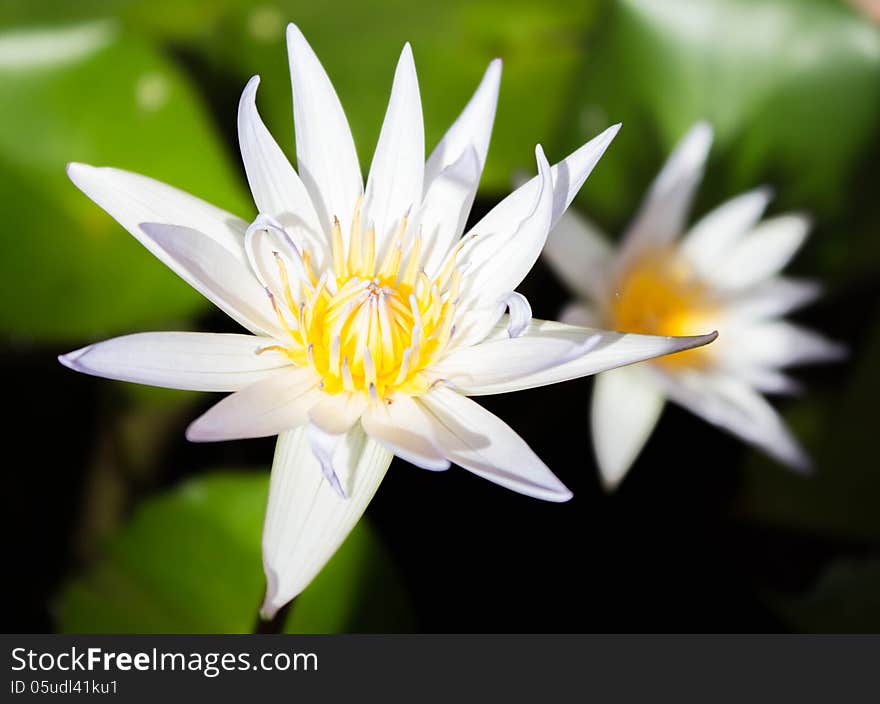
544;122;846;491
59;25;714;616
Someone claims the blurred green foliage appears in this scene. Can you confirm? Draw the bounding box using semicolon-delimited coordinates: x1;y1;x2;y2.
57;472;414;633
0;20;249;341
571;0;880;224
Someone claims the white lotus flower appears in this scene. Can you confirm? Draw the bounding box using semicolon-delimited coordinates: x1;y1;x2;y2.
59;25;715;617
544;121;845;491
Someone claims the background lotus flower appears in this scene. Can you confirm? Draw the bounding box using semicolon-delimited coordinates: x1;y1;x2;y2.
544;122;846;490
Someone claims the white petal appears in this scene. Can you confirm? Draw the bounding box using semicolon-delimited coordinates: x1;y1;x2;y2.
659;370;811;471
725;277;822;321
66;163;248;261
308;392;367;435
424;59;500;191
712;214;810;290
542;208;613;302
419;59;501;274
66;164;281;335
185;367;319;442
306;423;346;498
237;76;326;262
138;223;283;338
471;124;620;240
419;387;572;502
58;332;287;392
619;122;713;259
261;425;392;617
454;125;619;333
680;187;772;276
503;292;532;338
590;366;665;491
361;395;451;471
441;317;717;396
417;148;482;277
456;145;554;316
739;367;803;396
286;24;362;235
365;43;424;253
430;323;602;390
725;321;846;370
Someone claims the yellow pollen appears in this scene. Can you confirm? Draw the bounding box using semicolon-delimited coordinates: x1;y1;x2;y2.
266;208;459;399
608;247;717;370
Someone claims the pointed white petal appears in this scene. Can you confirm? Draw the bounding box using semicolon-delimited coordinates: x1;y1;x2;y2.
713;214;810;290
185;367;319;442
441;317;716;396
361;395;451;471
138;223;283;338
453;125;619;338
680;187;772;275
261;425;392;617
237;76;326;261
66;163;248;261
431;322;602;390
286;24;362;234
308;392;367;435
739;367;803;396
659;370;811;471
417;148;483;277
419;387;572;501
456;145;554;316
58;332;287;391
365;43;424;252
725;321;847;370
543;208;613;301
419;59;501;274
471;125;620;240
590;366;665;491
619;122;713;259
725;277;822;321
424;59;500;190
66;164;281;334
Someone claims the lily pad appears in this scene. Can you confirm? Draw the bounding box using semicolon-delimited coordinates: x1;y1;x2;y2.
0;20;250;341
57;470;413;633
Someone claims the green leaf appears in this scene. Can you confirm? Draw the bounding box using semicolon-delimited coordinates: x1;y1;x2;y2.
569;0;880;224
768;559;880;633
0;21;251;341
192;0;599;193
57;470;413;633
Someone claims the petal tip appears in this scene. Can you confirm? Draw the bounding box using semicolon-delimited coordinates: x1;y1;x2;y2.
598;472;624;493
58;347;87;371
244;74;261;93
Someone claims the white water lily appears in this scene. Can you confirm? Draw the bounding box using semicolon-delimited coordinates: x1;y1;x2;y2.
59;25;715;617
544;121;846;491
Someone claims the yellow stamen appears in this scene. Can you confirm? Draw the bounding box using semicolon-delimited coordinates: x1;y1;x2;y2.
331;216;346;280
259;204;459;399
